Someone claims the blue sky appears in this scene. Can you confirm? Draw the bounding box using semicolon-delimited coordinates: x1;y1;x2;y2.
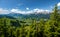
0;0;60;14
0;0;60;10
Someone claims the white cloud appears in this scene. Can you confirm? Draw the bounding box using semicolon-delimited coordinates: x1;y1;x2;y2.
57;2;60;6
0;8;10;14
11;9;33;14
0;8;50;14
11;8;50;14
26;8;29;10
11;9;26;14
33;8;50;14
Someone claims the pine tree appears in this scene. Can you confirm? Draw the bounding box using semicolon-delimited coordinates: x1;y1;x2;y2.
50;4;60;37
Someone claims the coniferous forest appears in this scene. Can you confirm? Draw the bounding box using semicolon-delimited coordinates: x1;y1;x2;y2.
0;5;60;37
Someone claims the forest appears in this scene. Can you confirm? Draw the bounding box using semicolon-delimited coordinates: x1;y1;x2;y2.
0;5;60;37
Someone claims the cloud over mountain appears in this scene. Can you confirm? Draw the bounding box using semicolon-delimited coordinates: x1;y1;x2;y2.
11;8;50;14
0;8;11;14
0;8;50;14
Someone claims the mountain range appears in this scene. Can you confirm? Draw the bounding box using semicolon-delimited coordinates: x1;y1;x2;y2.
0;12;51;20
